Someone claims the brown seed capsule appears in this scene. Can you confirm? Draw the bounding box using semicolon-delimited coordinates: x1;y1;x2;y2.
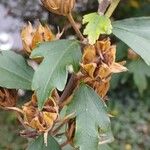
80;38;127;98
41;0;75;16
0;88;18;108
22;92;59;133
21;22;55;54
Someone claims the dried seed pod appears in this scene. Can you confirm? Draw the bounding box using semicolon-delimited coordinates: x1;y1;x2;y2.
21;22;55;54
22;92;59;133
80;38;127;98
41;0;75;16
0;88;18;108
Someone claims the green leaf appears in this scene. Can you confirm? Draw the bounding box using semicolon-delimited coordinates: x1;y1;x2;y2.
128;59;150;95
116;42;128;61
112;17;150;65
67;84;114;150
98;144;112;150
0;51;33;90
27;135;61;150
30;40;82;109
83;12;112;45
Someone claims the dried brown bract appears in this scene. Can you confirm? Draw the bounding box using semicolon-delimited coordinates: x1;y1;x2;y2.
0;88;18;108
21;22;55;54
22;92;59;133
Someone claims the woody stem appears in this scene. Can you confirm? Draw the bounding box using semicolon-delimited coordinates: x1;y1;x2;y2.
52;119;69;135
16;112;27;129
61;140;70;148
67;13;85;41
105;0;121;17
98;0;111;15
59;74;78;104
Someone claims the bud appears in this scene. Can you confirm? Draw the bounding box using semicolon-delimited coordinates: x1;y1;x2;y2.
41;0;75;16
0;88;18;108
21;22;55;54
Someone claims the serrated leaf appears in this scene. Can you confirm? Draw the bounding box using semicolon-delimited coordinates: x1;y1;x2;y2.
83;12;112;44
30;40;82;109
0;51;33;90
27;135;61;150
67;84;113;150
112;17;150;65
128;59;150;95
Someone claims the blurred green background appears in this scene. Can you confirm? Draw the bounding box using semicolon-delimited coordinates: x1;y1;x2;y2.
0;0;150;149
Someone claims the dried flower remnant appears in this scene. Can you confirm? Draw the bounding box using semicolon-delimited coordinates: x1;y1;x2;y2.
128;48;140;60
22;93;59;133
81;38;127;98
21;22;55;54
41;0;75;16
0;88;18;108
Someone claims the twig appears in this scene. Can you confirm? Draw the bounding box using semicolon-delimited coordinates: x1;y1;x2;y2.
67;13;85;41
52;113;75;135
59;95;72;109
105;0;121;17
55;132;65;137
16;112;27;129
98;0;111;15
20;130;38;139
5;106;24;114
59;74;78;103
59;72;84;110
60;140;70;148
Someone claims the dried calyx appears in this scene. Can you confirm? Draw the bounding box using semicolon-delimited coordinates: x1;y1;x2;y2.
21;22;55;54
80;38;127;98
22;92;59;133
41;0;75;16
0;88;18;108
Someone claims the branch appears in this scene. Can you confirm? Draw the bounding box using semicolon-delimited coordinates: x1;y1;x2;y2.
105;0;121;17
67;13;85;41
52;113;74;135
98;0;111;15
59;74;78;103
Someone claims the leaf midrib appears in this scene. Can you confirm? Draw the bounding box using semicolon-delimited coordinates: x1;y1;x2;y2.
75;88;103;150
6;52;33;77
39;41;77;101
0;66;32;83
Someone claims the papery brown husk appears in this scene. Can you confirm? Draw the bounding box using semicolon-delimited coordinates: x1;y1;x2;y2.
81;38;127;99
22;91;59;133
0;88;18;108
21;22;55;55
